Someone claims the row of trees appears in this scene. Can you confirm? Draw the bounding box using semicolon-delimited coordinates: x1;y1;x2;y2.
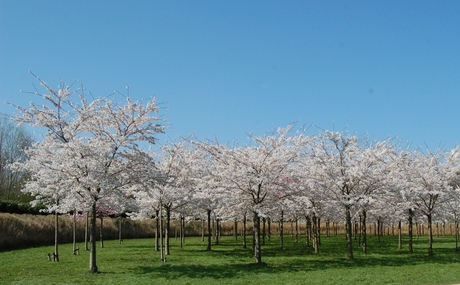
9;77;460;272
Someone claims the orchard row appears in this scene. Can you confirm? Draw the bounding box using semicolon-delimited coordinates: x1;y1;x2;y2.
10;77;460;271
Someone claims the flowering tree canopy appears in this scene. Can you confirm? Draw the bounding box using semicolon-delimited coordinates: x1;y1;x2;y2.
11;76;165;272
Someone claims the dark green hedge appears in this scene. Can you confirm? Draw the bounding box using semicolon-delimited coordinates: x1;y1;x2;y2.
0;201;45;214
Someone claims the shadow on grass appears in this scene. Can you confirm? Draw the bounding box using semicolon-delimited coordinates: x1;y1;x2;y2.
131;256;421;281
130;236;460;281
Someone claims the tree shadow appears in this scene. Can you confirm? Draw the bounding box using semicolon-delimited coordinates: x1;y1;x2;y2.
130;236;460;281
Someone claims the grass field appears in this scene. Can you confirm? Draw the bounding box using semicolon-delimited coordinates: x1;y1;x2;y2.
1;234;460;285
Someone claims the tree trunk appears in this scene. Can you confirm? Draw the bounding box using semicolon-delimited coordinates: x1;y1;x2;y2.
345;205;354;260
100;217;104;248
252;220;255;252
85;211;89;251
234;219;238;241
267;217;271;241
180;215;185;248
295;218;299;243
179;215;183;248
262;217;266;245
456;221;459;251
206;209;212;251
427;213;433;257
262;218;267;245
408;209;413;253
89;201;98;273
253;211;262;264
201;219;205;242
215;219;220;245
72;209;77;255
54;210;59;262
398;220;402;250
155;209;159;251
312;213;319;253
212;219;215;240
279;210;284;250
243;213;247;249
353;220;359;240
317;217;321;246
165;206;171;255
305;215;311;246
358;215;361;246
159;205;165;262
362;209;367;253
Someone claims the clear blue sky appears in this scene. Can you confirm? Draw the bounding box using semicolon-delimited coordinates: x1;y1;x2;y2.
1;1;460;149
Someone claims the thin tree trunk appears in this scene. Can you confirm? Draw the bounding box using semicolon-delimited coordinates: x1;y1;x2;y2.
398;220;402;250
201;219;205;242
305;215;310;247
54;210;59;262
267;217;271;241
100;217;104;248
72;209;77;255
159;205;165;262
243;213;247;249
215;219;220;245
427;213;433;257
252;219;255;252
206;209;212;251
279;210;284;250
180;215;185;248
89;201;98;272
234;219;238;241
85;211;89;251
317;217;321;246
262;217;266;245
295;218;299;243
312;213;318;253
165;206;170;255
408;209;414;253
456;221;459;251
353;217;359;240
253;211;262;264
179;215;183;249
362;209;367;253
358;215;361;246
155;209;159;251
212;219;215;240
345;205;354;260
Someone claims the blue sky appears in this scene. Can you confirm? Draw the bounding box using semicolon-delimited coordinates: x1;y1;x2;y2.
1;1;460;150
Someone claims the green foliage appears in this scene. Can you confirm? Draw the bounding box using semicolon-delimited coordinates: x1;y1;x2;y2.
1;235;460;284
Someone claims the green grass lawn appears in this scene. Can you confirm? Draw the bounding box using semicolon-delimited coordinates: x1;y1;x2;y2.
1;234;460;285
